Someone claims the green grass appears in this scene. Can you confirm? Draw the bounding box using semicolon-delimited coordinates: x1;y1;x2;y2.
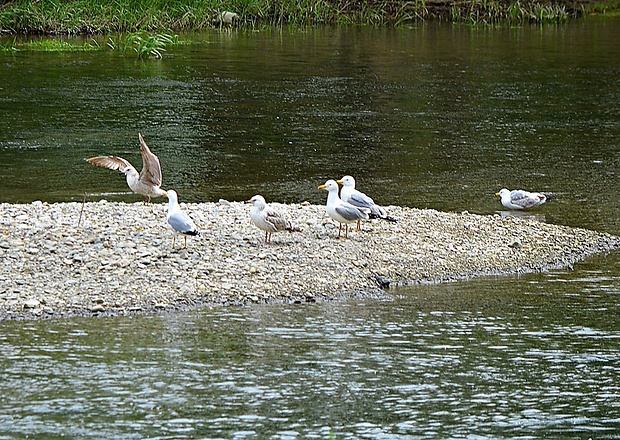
0;0;619;34
0;36;101;52
109;31;178;59
450;0;571;24
0;32;185;58
587;0;620;15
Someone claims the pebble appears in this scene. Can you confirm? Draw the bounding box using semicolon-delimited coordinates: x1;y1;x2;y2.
23;299;40;309
0;200;618;321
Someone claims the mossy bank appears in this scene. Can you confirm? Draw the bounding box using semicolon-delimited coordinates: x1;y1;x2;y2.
1;200;618;320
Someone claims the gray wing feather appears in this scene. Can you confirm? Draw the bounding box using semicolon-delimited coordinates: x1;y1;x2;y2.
86;156;135;174
168;212;197;234
349;191;387;217
349;192;375;209
511;190;543;208
138;133;163;187
336;204;369;221
265;209;291;232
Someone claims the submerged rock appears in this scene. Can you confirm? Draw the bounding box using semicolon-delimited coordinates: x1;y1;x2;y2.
0;201;618;320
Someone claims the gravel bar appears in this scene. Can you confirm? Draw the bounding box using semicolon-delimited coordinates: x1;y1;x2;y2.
1;200;619;320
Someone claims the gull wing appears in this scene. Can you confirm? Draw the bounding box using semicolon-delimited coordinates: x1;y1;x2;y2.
168;211;197;235
510;190;544;209
264;208;292;232
348;190;376;209
86;156;135;174
336;203;369;222
349;190;387;217
138;133;163;187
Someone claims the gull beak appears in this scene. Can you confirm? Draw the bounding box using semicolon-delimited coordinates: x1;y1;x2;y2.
494;192;500;197
245;199;253;204
336;180;343;185
318;184;326;190
163;193;168;198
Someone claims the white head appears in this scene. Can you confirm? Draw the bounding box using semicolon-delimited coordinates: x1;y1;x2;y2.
246;195;267;209
337;175;356;188
318;179;339;193
165;189;179;204
496;188;510;198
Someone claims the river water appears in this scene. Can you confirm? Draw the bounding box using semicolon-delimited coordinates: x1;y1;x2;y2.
1;18;620;438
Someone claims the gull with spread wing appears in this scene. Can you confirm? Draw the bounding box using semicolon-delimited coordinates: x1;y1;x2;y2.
86;133;165;202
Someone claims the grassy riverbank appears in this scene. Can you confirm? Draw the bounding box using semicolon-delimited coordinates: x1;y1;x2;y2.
1;0;619;35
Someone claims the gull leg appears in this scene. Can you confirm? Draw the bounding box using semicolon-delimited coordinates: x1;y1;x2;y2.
267;232;272;245
356;219;361;231
172;234;176;249
344;224;349;239
183;235;188;249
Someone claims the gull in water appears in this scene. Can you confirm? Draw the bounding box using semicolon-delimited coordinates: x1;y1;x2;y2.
86;133;165;202
164;189;199;249
246;195;302;245
318;179;370;239
495;188;548;210
337;175;397;230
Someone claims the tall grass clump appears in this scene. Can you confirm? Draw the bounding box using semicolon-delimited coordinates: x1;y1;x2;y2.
586;0;620;15
1;0;610;33
0;0;433;33
125;31;176;59
451;0;570;24
104;31;185;58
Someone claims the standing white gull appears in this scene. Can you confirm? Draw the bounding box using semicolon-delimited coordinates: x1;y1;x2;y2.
318;179;370;239
496;188;548;210
246;195;302;245
337;175;397;230
164;189;200;249
86;133;166;202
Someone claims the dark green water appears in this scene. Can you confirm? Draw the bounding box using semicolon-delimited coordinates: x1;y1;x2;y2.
1;21;619;233
1;18;620;438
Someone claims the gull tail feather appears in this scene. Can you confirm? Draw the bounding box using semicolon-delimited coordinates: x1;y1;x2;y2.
368;213;398;222
380;215;398;223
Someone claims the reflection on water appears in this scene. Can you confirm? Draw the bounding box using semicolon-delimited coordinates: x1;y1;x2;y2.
1;257;619;438
497;209;547;223
1;18;620;439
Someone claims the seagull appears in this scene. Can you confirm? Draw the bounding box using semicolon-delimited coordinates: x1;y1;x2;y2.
86;133;166;202
164;189;199;249
337;175;397;230
495;188;548;210
245;195;302;245
318;179;370;239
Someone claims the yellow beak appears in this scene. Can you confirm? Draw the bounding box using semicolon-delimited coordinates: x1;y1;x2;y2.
318;185;326;190
336;180;343;185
